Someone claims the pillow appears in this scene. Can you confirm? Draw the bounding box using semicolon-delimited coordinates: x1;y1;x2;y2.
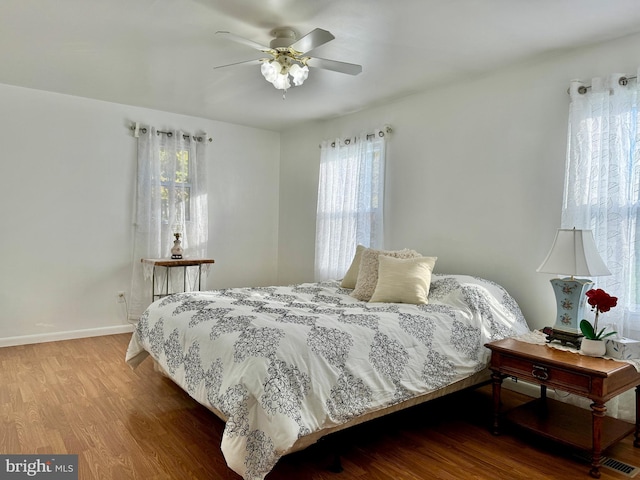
341;245;366;289
369;255;438;304
351;247;421;301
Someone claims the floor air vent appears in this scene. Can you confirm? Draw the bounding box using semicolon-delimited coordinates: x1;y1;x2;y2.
573;453;640;478
601;457;640;477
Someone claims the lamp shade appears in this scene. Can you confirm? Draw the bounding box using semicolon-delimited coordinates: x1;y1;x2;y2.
537;228;611;277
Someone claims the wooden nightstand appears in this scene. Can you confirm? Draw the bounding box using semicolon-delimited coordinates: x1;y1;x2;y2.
486;338;640;478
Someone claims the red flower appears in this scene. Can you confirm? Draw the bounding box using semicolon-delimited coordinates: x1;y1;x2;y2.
586;288;618;313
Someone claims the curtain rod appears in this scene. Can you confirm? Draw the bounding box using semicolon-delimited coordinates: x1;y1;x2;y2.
130;123;212;142
319;125;393;148
570;75;638;94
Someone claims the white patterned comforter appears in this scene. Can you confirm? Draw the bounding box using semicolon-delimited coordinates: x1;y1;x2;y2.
125;274;529;479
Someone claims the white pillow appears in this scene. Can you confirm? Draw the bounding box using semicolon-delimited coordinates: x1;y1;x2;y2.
351;247;421;301
341;245;366;289
369;255;438;304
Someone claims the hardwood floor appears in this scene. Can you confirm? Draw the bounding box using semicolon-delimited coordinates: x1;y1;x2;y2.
0;333;638;479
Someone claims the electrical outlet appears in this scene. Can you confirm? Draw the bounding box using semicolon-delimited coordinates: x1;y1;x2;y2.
117;291;126;303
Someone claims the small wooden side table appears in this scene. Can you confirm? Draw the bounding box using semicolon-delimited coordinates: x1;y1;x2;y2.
486;338;640;478
141;258;215;302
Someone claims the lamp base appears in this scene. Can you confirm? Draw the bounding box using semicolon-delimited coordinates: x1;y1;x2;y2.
542;326;583;349
550;277;593;333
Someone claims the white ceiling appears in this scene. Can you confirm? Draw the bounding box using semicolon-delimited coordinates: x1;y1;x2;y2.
3;0;640;132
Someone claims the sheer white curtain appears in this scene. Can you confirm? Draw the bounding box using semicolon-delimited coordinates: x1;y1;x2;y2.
562;72;640;421
563;72;640;339
129;126;209;319
315;128;388;281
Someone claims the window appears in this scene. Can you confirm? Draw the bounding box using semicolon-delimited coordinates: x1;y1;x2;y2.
130;127;209;319
314;130;389;281
160;148;191;224
563;77;640;338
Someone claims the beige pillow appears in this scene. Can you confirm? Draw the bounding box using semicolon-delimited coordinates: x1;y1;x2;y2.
341;245;366;289
369;255;438;304
351;248;421;301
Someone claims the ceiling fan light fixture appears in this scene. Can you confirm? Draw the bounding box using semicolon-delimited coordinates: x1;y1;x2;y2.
261;55;307;90
216;27;362;96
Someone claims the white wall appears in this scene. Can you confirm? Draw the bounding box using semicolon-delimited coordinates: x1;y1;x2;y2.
278;32;640;331
0;84;280;345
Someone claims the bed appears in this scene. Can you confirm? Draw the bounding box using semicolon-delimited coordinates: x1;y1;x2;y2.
126;270;529;480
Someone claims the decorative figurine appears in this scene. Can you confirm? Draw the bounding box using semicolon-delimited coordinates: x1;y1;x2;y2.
542;326;583;349
171;232;183;259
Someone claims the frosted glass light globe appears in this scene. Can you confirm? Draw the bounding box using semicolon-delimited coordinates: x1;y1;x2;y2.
289;64;309;86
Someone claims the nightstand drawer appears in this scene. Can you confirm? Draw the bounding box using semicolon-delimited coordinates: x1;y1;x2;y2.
498;354;592;394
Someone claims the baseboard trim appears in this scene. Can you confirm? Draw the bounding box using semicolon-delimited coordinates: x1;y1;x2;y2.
0;324;135;347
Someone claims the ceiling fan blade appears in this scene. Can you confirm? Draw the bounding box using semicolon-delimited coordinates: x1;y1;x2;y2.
216;31;273;53
214;58;263;70
290;28;335;54
307;57;362;75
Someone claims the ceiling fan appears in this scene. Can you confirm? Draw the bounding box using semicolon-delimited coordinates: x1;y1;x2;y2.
214;27;362;94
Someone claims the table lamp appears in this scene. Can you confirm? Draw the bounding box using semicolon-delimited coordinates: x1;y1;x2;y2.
537;228;611;345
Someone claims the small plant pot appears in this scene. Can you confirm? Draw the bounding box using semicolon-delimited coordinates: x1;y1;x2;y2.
580;338;606;357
